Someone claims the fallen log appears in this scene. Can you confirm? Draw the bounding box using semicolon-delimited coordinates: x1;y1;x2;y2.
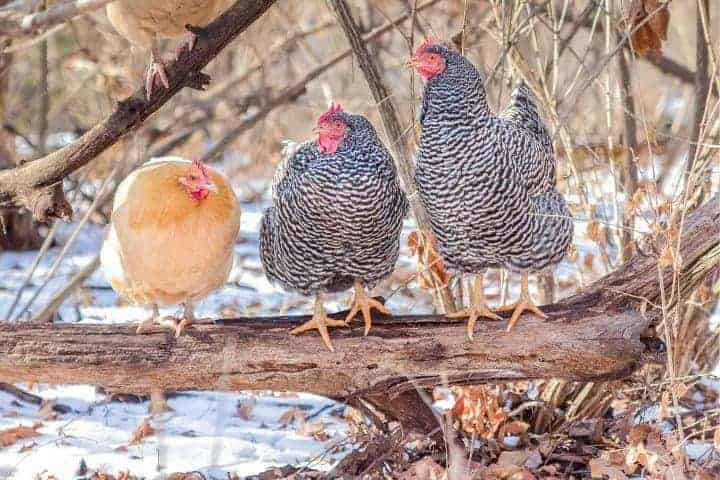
0;199;717;422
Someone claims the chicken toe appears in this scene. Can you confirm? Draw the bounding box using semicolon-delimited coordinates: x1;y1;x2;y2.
174;303;196;338
497;272;547;332
345;279;389;336
136;304;161;334
290;294;346;352
446;274;501;340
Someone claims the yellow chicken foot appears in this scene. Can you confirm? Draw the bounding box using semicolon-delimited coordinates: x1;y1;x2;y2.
136;304;161;334
345;279;390;336
174;302;196;338
290;294;347;352
145;40;170;100
496;272;547;332
447;274;501;340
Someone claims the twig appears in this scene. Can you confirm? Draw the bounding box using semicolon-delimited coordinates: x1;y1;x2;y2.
199;0;441;163
0;382;72;414
329;0;456;313
0;0;114;38
0;0;278;221
616;34;639;263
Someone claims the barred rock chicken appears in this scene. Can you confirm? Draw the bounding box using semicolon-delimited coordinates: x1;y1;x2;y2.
410;39;573;338
101;157;240;336
106;0;233;99
259;103;408;351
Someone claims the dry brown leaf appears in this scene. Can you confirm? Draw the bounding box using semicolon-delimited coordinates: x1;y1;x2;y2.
659;391;670;419
583;252;595;270
277;407;306;426
659;244;674;267
167;473;206;480
128;418;155;445
626;0;670;60
450;386;507;439
397;457;446;480
0;423;41;448
296;421;329;441
408;230;451;290
589;458;628;479
236;397;257;421
38;400;59;421
587;221;602;243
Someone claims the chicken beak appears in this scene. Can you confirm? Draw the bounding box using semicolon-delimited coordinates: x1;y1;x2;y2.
405;57;419;70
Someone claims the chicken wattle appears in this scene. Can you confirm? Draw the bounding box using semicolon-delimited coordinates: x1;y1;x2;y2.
411;39;573;338
259;103;408;351
101;156;240;336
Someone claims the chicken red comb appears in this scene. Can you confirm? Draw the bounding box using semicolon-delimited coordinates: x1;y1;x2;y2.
414;37;440;57
317;102;344;125
191;158;209;177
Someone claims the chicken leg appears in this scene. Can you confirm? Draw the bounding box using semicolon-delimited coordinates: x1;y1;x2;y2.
447;273;502;340
145;39;170;100
345;279;390;336
174;302;196;338
290;293;347;352
496;272;547;332
136;304;162;334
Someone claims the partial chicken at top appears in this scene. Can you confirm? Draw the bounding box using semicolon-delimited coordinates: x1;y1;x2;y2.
410;38;573;337
106;0;234;99
101;157;241;337
259;103;409;351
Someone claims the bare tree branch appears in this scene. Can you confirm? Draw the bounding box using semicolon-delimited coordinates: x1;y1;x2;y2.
329;0;457;313
0;0;114;38
0;0;277;221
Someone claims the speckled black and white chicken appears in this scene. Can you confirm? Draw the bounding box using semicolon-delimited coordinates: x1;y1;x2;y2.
259;103;408;351
410;39;573;337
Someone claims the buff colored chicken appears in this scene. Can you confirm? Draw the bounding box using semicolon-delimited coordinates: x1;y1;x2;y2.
106;0;233;99
101;157;240;337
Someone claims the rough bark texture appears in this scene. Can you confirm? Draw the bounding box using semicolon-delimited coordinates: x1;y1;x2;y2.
0;40;43;250
0;0;277;221
0;198;717;399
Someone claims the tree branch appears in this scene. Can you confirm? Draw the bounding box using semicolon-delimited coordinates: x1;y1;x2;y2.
0;0;277;220
0;0;115;38
0;197;716;400
329;0;457;313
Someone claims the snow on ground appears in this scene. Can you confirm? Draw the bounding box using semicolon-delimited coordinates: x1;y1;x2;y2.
0;385;351;479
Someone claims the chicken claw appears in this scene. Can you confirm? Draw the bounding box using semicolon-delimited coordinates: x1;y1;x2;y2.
446;274;501;340
496;272;547;332
145;60;170;100
345;279;390;336
174;303;197;338
290;294;346;352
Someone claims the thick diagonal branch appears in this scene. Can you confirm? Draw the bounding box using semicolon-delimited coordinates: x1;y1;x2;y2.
0;0;277;220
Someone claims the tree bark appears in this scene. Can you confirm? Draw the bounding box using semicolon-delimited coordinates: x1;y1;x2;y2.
0;38;42;250
0;197;717;398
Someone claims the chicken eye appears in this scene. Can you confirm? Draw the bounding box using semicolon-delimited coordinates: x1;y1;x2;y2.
334;121;343;128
